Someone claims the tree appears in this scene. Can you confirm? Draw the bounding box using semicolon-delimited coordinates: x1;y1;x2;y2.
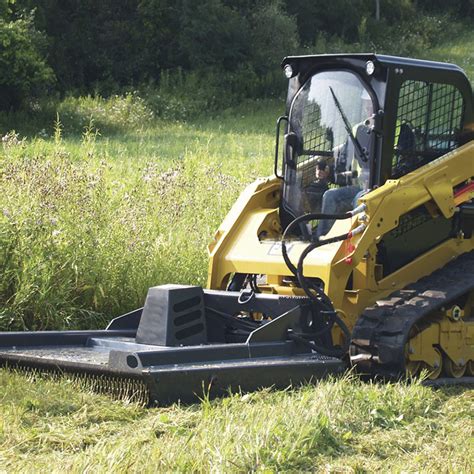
248;0;299;74
0;4;54;109
179;0;251;71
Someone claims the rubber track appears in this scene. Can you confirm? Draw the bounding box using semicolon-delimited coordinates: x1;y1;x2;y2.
350;250;474;378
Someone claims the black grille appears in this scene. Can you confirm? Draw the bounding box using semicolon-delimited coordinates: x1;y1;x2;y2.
301;102;333;155
392;80;464;177
294;101;340;190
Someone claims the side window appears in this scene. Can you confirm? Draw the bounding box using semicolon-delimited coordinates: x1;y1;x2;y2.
392;80;465;178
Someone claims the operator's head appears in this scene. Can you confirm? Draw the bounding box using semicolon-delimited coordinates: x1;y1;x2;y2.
315;157;330;181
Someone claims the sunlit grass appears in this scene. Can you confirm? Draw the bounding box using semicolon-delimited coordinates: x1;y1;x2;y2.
429;25;474;81
0;370;472;472
0;99;281;330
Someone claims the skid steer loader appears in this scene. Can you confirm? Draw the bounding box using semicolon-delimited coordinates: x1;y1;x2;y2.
1;54;473;404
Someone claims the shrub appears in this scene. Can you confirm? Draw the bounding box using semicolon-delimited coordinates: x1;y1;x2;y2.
55;92;155;135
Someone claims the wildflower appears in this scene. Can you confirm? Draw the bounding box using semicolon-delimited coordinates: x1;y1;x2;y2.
2;131;22;148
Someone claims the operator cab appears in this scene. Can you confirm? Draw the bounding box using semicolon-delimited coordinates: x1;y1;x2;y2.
277;54;474;236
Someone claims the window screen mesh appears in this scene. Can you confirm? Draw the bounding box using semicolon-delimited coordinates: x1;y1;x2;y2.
392;80;464;177
298;101;333;187
300;102;334;156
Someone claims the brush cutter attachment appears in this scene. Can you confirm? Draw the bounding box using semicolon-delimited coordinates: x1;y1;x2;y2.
0;285;344;404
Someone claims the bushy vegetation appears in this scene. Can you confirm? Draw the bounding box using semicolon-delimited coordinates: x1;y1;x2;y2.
2;0;299;107
0;2;53;109
2;1;473;114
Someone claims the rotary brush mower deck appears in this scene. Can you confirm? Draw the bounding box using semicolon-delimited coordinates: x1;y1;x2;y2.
0;285;344;404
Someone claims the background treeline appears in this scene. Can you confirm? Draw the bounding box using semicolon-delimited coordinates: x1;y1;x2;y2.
1;0;473;114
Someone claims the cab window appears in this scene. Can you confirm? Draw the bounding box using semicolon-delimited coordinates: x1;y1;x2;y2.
392;80;465;178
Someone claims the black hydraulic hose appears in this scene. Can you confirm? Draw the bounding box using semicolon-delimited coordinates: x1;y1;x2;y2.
302;307;338;337
207;307;258;332
281;212;357;356
287;330;346;358
295;238;352;351
296;236;348;307
281;211;351;276
281;212;353;311
248;274;260;293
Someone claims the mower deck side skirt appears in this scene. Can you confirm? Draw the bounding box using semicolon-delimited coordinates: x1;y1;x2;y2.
0;341;345;405
144;354;345;403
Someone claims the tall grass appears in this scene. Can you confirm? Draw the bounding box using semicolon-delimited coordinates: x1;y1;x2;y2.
0;101;279;330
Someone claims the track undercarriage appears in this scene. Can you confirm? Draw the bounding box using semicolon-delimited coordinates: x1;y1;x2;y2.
350;251;474;382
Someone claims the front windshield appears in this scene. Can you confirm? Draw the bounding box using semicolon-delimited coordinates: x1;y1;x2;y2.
282;70;374;234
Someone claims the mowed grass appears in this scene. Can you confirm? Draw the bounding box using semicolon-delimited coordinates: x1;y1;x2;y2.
0;370;472;473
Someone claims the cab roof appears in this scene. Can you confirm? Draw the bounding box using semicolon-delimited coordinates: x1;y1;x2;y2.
281;53;472;108
281;53;466;75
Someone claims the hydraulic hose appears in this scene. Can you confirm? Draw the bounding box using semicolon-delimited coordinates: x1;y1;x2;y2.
281;211;351;276
280;205;366;356
287;329;347;358
281;203;366;275
207;307;258;332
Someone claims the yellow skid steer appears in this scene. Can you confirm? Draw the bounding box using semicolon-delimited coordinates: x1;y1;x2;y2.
1;54;473;404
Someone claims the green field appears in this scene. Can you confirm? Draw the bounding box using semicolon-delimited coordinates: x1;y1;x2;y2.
1;47;474;471
430;27;474;80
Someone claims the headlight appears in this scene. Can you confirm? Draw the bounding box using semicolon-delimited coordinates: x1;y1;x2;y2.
366;60;375;76
284;64;294;79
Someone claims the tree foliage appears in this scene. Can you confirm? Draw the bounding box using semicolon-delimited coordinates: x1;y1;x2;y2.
0;2;54;108
0;0;471;109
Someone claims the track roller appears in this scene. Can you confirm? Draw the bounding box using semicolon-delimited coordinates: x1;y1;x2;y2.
443;355;467;378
